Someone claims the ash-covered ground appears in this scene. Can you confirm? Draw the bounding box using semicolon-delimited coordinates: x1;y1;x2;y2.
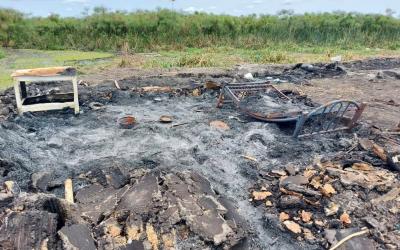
0;58;399;249
0;83;358;249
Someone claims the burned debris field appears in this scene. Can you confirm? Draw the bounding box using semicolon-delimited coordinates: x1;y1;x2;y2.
0;58;399;250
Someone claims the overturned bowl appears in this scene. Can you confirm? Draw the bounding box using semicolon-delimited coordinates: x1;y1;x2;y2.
118;115;137;129
159;115;173;123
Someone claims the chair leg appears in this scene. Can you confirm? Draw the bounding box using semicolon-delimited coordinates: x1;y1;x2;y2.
72;77;80;114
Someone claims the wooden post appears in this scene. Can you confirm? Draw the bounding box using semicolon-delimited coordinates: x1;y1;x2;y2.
64;179;74;203
13;79;23;114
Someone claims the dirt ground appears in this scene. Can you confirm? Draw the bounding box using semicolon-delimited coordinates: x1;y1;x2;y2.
302;72;400;130
0;57;399;250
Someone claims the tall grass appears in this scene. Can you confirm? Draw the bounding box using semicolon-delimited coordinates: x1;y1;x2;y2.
0;48;4;59
1;8;400;52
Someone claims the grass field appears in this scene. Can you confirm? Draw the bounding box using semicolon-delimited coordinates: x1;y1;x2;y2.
1;46;400;89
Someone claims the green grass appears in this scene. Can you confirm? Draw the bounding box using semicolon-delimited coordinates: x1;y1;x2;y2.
1;46;400;90
0;49;113;89
126;46;400;69
0;48;4;59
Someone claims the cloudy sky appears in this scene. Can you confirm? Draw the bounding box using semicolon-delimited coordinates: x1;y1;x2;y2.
0;0;399;17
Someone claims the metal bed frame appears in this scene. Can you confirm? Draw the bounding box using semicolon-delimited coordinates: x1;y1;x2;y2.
217;82;366;138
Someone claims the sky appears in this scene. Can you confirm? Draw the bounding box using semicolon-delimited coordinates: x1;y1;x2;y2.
0;0;399;17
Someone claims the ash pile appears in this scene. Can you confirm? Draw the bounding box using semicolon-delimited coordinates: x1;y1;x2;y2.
249;135;400;249
0;168;249;249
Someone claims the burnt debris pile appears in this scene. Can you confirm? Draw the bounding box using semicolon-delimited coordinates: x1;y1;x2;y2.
0;169;249;249
0;57;399;249
250;135;400;249
280;63;346;84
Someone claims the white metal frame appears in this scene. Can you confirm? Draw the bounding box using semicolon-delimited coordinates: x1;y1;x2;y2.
13;75;79;115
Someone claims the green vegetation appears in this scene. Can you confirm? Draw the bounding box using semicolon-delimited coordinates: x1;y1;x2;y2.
1;8;400;52
1;8;400;89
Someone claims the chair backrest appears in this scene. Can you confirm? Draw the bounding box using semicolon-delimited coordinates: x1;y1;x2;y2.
293;100;366;137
